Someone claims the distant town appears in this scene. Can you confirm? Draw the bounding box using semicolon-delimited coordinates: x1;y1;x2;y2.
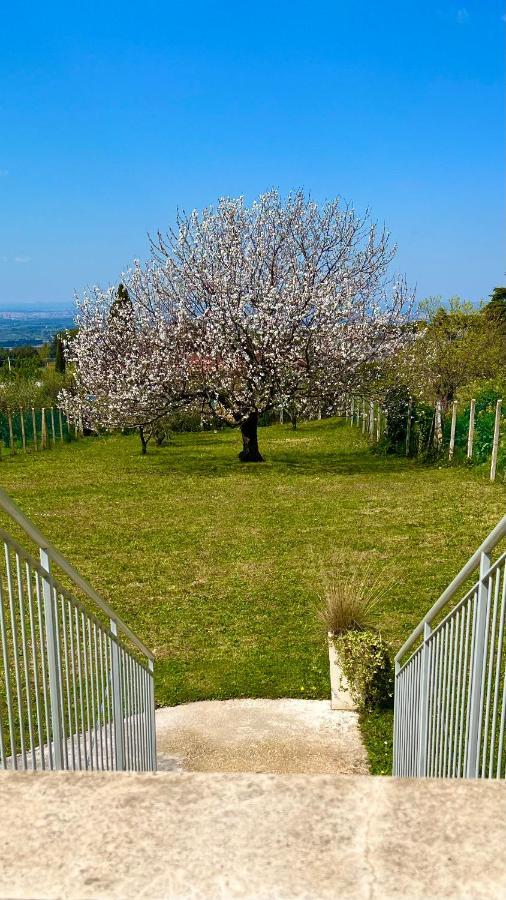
0;311;75;348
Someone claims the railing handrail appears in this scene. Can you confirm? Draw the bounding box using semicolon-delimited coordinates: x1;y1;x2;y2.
395;513;506;664
0;486;153;661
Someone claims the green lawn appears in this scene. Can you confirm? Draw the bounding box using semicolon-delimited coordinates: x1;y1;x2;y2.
0;419;504;773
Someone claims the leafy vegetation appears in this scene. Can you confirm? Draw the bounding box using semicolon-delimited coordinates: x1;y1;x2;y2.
334;630;393;709
0;418;503;774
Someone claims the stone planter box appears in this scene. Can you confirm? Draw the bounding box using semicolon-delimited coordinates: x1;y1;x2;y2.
328;632;356;711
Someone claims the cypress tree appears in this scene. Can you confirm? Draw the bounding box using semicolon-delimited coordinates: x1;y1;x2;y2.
55;335;66;374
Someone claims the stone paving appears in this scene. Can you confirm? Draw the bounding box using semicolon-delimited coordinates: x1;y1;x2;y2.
156;698;369;775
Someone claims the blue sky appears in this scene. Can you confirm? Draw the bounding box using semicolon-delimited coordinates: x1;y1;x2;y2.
0;1;504;312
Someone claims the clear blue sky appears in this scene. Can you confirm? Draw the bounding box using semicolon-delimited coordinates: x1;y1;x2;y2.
0;1;504;311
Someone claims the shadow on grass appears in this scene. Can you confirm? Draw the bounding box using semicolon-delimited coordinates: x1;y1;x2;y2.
138;424;415;480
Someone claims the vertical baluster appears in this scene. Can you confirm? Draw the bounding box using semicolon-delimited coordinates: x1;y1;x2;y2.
98;629;109;770
34;571;52;769
463;592;478;775
15;553;35;769
61;597;75;770
453;604;466;777
490;563;506;777
5;544;27;768
86;619;98;770
81;611;92;770
68;602;82;770
25;563;44;769
148;658;156;771
0;566;16;768
110;621;125;771
482;569;501;776
52;587;68;769
76;609;88;769
93;622;104;770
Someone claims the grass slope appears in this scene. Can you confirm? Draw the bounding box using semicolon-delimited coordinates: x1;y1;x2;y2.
0;419;504;773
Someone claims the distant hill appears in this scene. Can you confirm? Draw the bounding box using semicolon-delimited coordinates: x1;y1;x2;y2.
0;313;75;348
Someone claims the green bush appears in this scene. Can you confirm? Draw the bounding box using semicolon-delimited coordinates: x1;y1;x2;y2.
163;409;203;433
334;629;394;710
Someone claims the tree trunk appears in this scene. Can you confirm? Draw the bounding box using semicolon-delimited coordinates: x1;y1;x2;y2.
239;412;264;462
139;426;148;455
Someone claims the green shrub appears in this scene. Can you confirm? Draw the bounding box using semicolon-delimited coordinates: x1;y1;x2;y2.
334;629;393;710
163;409;203;433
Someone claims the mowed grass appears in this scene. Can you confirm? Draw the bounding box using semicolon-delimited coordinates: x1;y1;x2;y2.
0;419;504;772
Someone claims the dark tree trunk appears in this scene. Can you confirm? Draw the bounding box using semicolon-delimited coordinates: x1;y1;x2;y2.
139;426;148;455
239;412;264;462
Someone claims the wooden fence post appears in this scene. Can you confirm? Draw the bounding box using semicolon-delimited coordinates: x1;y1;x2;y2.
448;400;458;461
362;399;367;434
7;411;15;454
490;399;502;483
467;399;475;460
369;400;374;437
50;407;56;447
19;407;26;452
405;397;412;456
279;407;284;425
434;400;443;450
41;408;47;450
58;409;64;443
376;402;381;442
31;407;38;451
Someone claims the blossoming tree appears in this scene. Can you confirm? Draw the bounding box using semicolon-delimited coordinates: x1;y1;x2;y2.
62;191;412;461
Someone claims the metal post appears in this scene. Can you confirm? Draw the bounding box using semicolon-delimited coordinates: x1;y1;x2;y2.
466;551;490;778
39;548;64;770
418;623;431;777
448;400;457;461
467;399;475;460
148;658;156;771
110;620;125;771
490;399;502;483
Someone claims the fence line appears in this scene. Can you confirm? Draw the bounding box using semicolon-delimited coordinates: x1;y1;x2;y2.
344;395;504;482
0;406;77;456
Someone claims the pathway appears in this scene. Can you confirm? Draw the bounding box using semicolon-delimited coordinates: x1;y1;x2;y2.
156;698;369;775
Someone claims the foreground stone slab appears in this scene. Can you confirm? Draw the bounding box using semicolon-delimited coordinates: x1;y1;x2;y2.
0;772;504;899
156;699;369;774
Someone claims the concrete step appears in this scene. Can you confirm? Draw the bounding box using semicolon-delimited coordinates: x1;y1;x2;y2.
0;770;504;899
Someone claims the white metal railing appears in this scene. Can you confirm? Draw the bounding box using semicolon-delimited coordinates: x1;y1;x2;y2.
0;487;156;772
393;514;506;779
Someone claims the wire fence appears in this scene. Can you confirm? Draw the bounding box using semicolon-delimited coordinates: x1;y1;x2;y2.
344;395;505;482
0;407;80;455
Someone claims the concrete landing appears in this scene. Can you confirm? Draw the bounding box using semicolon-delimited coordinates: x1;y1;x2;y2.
0;772;505;899
156;698;369;774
